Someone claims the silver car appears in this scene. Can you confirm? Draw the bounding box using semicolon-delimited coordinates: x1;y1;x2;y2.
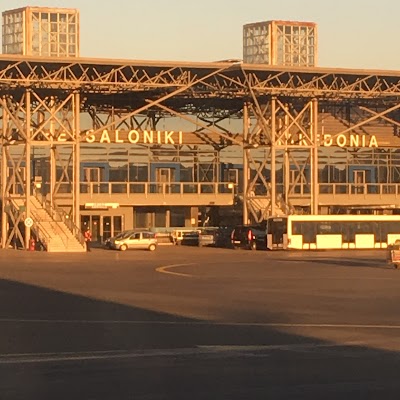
110;231;157;251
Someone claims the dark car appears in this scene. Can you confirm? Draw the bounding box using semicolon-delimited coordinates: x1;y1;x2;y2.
214;226;235;248
231;224;267;250
181;231;200;246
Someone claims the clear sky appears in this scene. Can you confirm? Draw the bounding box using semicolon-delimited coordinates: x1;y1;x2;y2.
3;0;400;70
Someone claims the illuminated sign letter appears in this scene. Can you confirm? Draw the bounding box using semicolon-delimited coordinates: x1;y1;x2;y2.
299;133;307;146
115;130;124;143
128;130;140;143
143;130;153;144
369;135;378;148
337;134;346;147
361;135;366;147
85;129;96;143
323;134;332;146
178;131;183;145
58;132;68;142
100;130;111;143
157;131;161;144
165;131;174;144
349;134;359;147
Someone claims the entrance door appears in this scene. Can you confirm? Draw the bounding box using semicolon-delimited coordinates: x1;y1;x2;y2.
81;215;100;242
353;170;366;194
102;215;123;241
156;168;173;193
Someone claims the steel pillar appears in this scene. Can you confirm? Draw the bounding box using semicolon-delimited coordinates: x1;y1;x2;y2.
73;92;81;228
24;90;31;249
311;98;319;214
1;98;7;248
270;97;277;216
243;102;249;224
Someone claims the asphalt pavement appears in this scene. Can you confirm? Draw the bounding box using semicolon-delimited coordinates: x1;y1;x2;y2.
0;246;399;399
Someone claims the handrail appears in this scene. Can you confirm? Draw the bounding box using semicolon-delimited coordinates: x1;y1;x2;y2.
30;208;71;250
77;181;236;196
33;192;85;246
318;183;400;196
30;210;51;251
53;204;85;245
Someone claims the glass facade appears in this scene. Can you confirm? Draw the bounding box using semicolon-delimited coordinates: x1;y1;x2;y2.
2;10;24;54
243;20;317;67
2;7;79;57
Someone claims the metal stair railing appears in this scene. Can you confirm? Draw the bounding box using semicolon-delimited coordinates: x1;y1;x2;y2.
32;193;85;247
31;216;51;251
30;208;72;251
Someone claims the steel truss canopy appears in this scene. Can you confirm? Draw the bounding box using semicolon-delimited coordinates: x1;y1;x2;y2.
1;55;400;102
3;54;400;250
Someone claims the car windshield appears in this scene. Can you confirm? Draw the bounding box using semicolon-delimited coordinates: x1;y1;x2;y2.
116;231;133;239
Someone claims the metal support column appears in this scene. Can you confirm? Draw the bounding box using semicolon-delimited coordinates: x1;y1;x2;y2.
1;98;8;248
25;90;31;249
270;97;277;216
73;92;81;228
49;97;56;208
281;104;291;214
242;102;249;224
311;98;319;214
283;112;290;214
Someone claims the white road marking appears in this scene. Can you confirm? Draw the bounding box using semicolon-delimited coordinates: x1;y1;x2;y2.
1;318;400;330
155;263;197;277
198;342;364;352
0;342;362;365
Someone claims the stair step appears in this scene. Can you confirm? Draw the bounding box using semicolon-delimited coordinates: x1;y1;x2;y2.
25;197;84;252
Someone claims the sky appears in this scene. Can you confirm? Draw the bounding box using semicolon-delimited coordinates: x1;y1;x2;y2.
3;0;400;70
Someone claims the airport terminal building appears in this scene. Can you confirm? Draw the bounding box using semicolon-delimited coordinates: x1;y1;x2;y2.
2;7;400;250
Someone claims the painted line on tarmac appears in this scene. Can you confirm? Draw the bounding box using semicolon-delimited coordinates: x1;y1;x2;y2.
2;318;400;330
155;263;197;277
0;342;361;365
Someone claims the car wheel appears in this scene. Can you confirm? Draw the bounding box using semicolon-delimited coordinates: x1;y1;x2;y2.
119;244;127;251
250;241;257;250
148;244;156;251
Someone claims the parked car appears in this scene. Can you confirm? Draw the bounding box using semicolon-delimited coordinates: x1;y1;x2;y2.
171;229;199;245
231;224;267;250
181;231;200;246
198;227;218;247
104;230;135;249
109;230;157;251
214;226;235;248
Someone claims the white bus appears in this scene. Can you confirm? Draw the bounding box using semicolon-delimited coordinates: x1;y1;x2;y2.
286;214;400;250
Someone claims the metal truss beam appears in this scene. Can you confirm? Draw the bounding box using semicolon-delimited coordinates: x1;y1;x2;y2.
2;56;400;230
1;58;400;101
0;89;81;249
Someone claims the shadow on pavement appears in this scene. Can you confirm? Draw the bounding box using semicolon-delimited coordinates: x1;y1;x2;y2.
0;277;400;400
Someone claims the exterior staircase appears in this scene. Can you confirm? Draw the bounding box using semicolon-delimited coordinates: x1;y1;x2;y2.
13;196;86;253
248;195;292;222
